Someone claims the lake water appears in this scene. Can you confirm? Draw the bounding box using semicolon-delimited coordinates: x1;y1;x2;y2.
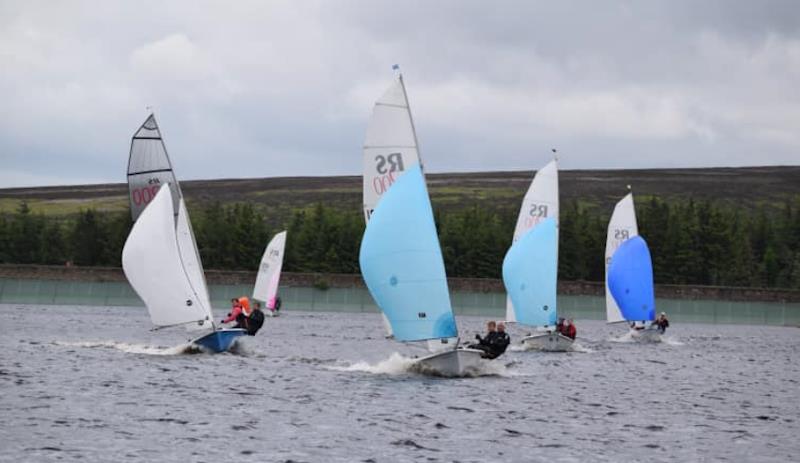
0;304;798;462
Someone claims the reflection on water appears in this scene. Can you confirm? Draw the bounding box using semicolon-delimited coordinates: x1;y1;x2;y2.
0;304;798;462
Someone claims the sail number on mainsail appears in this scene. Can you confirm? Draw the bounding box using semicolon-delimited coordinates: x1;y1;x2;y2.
131;180;163;207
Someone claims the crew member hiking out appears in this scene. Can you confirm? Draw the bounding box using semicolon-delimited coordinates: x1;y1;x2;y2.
654;312;669;334
562;318;577;340
222;298;243;325
469;321;498;354
483;322;511;359
245;302;265;336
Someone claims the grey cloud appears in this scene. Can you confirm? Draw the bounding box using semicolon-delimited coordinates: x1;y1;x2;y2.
0;0;798;187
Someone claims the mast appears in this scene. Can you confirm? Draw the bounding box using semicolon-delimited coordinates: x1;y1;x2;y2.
397;67;424;172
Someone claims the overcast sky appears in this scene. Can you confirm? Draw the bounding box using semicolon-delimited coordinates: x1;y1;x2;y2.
1;0;798;187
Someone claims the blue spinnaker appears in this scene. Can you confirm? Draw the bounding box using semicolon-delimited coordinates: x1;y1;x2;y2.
607;236;656;322
359;165;457;341
502;218;558;327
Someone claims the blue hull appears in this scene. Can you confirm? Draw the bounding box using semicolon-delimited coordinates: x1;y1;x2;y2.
191;329;247;353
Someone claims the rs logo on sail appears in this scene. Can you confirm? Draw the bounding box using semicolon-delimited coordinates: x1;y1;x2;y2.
371;153;406;196
375;153;405;174
529;203;548;218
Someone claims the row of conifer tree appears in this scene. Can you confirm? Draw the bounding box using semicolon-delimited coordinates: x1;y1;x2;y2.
1;197;799;289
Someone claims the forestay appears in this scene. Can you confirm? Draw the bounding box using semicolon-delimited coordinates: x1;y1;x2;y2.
362;75;421;222
607;236;656;322
505;160;559;322
122;185;214;330
359;165;457;342
502;218;558;327
253;231;287;308
605;193;639;323
127;114;181;222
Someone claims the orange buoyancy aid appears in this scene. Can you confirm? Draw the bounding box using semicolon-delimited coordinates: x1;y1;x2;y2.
238;296;252;317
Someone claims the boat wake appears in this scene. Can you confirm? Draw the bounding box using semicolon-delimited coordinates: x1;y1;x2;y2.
609;332;681;345
328;352;519;378
509;341;593;353
609;332;637;343
53;340;201;356
327;353;417;375
570;342;594;353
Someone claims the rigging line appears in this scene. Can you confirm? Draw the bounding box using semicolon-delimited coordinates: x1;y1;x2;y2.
127;168;174;176
375;102;409;109
150;318;210;331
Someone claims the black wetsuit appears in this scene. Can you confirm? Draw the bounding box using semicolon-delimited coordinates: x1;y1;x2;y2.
246;310;265;335
274;297;282;312
656;318;669;333
470;331;510;359
235;310;266;336
471;331;498;352
484;332;510;359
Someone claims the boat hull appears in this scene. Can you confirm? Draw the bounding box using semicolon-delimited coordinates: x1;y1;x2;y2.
521;332;574;352
630;327;662;343
413;348;486;377
191;329;247;353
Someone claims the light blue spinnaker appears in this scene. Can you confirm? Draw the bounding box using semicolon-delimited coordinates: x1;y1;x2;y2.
359;164;458;342
607;236;656;322
502;218;558;327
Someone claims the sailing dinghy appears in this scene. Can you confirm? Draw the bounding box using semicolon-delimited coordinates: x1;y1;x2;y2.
359;71;483;376
252;231;287;317
123;114;245;353
360;165;484;376
605;191;660;342
502;159;572;351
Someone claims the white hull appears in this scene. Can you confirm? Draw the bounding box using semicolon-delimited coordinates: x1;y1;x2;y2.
630;327;662;343
264;310;279;318
521;332;574;352
412;348;486;377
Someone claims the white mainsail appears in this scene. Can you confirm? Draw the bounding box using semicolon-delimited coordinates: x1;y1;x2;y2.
253;231;287;308
605;192;639;323
505;159;559;323
127;114;181;222
362;74;422;222
122;185;214;330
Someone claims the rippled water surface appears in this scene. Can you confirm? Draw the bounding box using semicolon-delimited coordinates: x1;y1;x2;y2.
1;304;798;462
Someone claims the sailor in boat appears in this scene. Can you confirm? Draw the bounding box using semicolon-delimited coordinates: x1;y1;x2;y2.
222;297;246;326
488;322;511;359
654;312;670;334
560;318;577;340
243;303;265;336
554;317;565;334
469;321;511;359
221;297;265;336
470;321;498;351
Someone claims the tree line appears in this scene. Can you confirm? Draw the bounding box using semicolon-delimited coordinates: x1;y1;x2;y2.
1;196;799;289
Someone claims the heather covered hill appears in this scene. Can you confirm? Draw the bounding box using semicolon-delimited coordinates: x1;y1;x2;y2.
2;165;799;226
